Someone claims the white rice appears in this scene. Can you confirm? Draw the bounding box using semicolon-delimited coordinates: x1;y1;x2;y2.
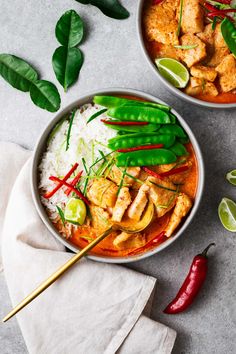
38;103;116;219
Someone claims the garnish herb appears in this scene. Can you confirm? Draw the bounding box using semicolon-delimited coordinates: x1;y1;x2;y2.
212;16;217;30
56;205;66;225
174;45;198;50
75;0;130;20
0;54;60;112
66;109;76;151
149;181;177;192
117;161;129;196
52;10;84;91
177;0;184;36
87;108;107;124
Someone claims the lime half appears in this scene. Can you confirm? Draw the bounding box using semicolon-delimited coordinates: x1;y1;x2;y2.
64;197;86;225
226;169;236;186
155;58;189;88
218;197;236;232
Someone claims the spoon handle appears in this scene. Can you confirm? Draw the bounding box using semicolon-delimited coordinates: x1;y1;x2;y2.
2;227;113;323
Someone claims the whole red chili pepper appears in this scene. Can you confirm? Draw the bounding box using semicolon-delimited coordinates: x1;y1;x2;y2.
101;119;148;126
117;144;163;153
164;243;215;314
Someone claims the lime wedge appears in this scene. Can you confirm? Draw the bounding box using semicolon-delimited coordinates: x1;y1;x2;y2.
64;197;86;225
155;58;189;88
226;169;236;186
218;197;236;232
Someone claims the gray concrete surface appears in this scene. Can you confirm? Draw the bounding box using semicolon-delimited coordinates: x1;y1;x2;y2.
0;1;236;353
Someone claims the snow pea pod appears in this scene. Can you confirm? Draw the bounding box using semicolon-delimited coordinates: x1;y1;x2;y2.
105;123;160;133
108;133;175;150
221;18;236;57
107;105;171;124
170;142;188;156
178;136;190;144
116;148;177;167
158;124;187;138
93;95;170;111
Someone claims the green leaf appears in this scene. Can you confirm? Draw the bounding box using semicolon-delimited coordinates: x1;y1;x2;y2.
52;46;83;91
56;10;84;48
221;18;236;57
30;80;61;112
76;0;129;19
0;54;38;92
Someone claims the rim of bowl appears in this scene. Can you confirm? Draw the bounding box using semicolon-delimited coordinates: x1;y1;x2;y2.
31;87;205;264
136;0;236;109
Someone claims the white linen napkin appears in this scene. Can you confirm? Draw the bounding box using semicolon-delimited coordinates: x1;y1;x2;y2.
0;142;176;354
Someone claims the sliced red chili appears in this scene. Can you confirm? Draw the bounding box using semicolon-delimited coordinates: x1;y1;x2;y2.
159;165;189;177
204;2;217;12
101;119;148;126
128;231;167;256
117;144;163;153
142;166;164;180
43;163;79;199
207;11;234;21
49;176;90;206
65;170;83;196
152;0;164;4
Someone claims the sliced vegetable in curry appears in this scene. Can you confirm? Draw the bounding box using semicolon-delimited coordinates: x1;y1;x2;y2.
39;95;198;258
143;0;236;103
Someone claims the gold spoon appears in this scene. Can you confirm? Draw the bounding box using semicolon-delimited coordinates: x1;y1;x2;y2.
2;202;154;323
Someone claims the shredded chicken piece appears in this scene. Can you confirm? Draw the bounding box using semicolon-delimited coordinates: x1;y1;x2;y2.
128;184;149;221
90;206;112;234
147;177;177;217
113;232;146;250
178;34;206;67
216;54;236;93
165;193;192;237
112;187;132;223
180;0;204;34
107;165;140;187
190;65;217;82
143;0;179;45
185;77;218;96
87;178;118;208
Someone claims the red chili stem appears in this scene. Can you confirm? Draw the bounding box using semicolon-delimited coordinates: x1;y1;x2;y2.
163;243;215;314
65;171;83;196
117;144;163;153
49;176;90;206
101;119;148;126
43;163;79;199
128;231;167;256
142;166;164;180
159;165;189;177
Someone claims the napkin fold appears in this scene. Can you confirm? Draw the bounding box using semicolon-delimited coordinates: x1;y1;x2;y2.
0;142;176;354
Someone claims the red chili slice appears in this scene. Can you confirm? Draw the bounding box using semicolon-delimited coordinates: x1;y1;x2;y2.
207;11;235;21
65;171;83;196
101;119;148;126
49;176;90;206
159;165;189;177
153;0;164;4
128;231;167;256
204;2;217;12
43;163;79;199
117;144;163;153
142;166;164;180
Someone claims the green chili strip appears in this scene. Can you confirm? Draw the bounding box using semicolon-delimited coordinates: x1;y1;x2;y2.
121;170;144;185
117;161;129;196
149;181;177;192
177;0;184;37
66;109;76;151
87;108;107;124
56;206;65;226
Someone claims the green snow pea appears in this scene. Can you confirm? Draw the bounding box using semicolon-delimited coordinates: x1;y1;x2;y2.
105;123;160;133
93;95;170;111
158;124;187;138
169;113;176;124
107;105;171;124
170;142;188;156
108;133;175;150
116;148;177;167
178;136;190;144
221;18;236;57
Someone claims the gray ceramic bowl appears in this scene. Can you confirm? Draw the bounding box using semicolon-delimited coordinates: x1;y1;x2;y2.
137;0;236;109
31;88;204;263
